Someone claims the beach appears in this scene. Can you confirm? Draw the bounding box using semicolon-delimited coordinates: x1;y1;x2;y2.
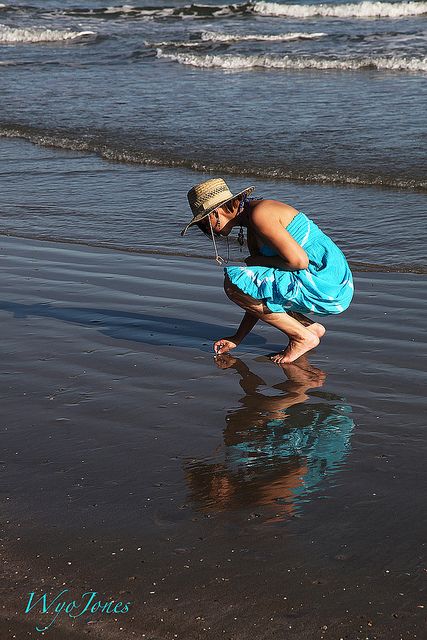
1;0;426;634
1;236;425;638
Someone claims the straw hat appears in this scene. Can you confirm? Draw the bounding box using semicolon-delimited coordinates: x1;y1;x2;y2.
181;178;254;236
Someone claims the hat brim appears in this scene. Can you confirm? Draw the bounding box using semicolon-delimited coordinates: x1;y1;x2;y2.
180;186;255;236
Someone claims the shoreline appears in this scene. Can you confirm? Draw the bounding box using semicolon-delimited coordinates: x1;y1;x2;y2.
1;231;426;275
1;135;426;273
1;235;426;639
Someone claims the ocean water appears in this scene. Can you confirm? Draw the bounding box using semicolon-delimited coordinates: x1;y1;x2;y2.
0;0;426;271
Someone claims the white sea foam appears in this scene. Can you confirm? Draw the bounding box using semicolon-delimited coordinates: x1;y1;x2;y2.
104;4;175;16
105;3;138;12
252;1;427;19
200;30;328;42
0;24;97;44
157;49;427;72
146;39;203;48
148;30;327;48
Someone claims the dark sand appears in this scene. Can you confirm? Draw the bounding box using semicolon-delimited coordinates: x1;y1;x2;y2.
1;236;426;639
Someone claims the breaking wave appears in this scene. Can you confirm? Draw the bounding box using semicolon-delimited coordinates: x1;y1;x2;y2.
148;30;328;48
54;3;241;20
1;1;425;21
0;24;97;44
156;48;427;72
0;123;425;192
252;1;427;18
199;30;328;42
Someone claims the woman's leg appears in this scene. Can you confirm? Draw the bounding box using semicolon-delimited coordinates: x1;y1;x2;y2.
288;311;326;339
224;276;319;363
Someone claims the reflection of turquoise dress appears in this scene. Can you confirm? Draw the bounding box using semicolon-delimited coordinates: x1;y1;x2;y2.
227;403;354;502
225;212;354;315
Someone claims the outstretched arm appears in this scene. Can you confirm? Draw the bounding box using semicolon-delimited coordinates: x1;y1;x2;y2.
234;311;259;343
213;311;258;355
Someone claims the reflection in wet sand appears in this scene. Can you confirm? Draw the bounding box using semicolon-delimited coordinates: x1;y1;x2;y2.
184;356;354;521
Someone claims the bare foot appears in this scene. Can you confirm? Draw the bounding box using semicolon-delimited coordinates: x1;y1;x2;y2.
306;322;326;339
270;332;320;364
279;360;326;387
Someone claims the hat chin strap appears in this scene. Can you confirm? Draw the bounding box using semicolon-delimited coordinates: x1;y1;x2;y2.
208;215;229;266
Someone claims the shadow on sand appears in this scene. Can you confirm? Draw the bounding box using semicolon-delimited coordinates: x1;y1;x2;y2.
0;300;267;350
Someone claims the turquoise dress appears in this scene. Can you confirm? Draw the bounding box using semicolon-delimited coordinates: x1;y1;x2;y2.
225;211;354;315
227;402;354;506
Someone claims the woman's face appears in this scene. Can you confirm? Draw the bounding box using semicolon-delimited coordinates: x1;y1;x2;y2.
199;209;222;236
201;207;234;237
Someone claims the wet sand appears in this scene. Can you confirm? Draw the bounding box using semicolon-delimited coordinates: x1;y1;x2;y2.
1;236;426;639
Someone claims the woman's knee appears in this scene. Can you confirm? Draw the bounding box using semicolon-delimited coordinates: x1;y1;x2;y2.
223;276;263;314
224;275;238;301
224;275;247;305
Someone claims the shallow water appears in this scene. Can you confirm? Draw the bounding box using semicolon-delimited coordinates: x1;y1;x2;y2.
1;138;426;272
0;0;426;272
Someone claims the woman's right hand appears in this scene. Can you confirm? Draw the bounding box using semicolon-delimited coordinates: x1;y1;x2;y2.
213;336;239;355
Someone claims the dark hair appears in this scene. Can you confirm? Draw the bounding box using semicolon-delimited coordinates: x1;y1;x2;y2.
222;196;242;215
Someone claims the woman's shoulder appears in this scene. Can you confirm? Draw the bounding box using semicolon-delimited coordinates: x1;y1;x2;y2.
249;199;299;228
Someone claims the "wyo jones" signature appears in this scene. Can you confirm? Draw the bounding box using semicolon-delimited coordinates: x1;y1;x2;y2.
24;589;132;632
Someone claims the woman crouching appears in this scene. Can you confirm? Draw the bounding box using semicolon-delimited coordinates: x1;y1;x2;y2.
181;178;354;364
